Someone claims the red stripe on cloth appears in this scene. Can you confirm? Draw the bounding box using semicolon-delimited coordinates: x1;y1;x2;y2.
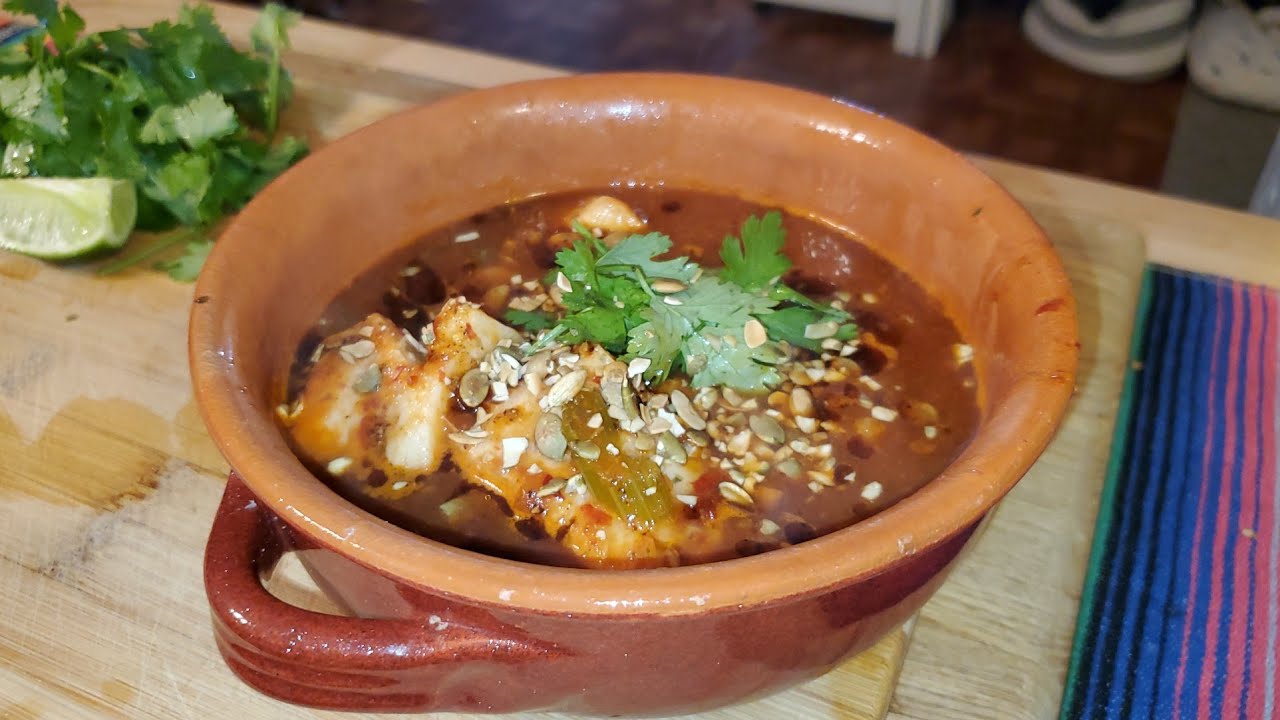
1224;285;1264;718
1176;281;1227;720
1249;287;1277;719
1198;283;1245;718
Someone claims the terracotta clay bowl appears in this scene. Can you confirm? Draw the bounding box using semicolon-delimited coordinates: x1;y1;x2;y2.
190;73;1077;715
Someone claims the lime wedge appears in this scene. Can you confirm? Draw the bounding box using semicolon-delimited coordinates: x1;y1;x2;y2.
0;178;137;260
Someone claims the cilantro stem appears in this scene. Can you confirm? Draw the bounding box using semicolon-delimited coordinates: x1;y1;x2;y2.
96;230;197;276
76;61;117;84
526;324;569;354
265;46;281;137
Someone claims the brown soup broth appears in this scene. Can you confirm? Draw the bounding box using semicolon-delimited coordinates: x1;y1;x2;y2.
287;188;978;567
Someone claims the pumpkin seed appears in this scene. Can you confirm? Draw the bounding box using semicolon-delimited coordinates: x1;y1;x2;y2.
650;278;687;294
339;339;375;363
718;481;754;508
544;369;587;408
571;440;601;460
459;368;490;407
626;356;651;378
789;387;814;416
447;431;486;445
775;458;803;479
602;362;627;406
685;429;711;447
534;412;567;460
656;432;687;464
536;479;567;498
668;390;706;430
803;321;839;339
749;414;785;444
743;318;768;348
352;364;382;393
634;433;656;451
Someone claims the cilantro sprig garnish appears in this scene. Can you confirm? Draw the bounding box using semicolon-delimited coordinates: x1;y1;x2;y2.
506;211;858;392
0;1;307;279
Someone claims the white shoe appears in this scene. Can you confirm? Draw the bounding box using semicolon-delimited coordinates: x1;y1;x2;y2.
1187;4;1280;111
1023;0;1194;80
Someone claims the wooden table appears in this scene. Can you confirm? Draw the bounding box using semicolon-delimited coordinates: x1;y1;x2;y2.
2;3;1278;720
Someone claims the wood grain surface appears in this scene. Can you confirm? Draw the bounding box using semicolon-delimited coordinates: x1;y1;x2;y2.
0;4;1152;719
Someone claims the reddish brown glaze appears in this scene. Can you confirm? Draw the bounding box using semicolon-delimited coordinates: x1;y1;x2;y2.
192;73;1078;714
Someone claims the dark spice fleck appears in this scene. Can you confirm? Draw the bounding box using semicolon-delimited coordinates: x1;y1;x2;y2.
194;295;210;304
845;435;874;459
784;521;817;545
64;313;78;322
515;517;550;541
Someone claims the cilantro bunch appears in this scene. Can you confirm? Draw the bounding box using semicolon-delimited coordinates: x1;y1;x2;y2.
509;211;858;392
0;1;307;279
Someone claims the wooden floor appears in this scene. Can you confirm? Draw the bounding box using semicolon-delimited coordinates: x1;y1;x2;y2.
276;0;1187;189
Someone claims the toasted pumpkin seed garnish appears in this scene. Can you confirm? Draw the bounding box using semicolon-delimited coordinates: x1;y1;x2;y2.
459;368;490;408
448;432;486;445
650;278;687;294
668;390;706;430
749;414;785;445
718;481;754;507
626;356;651;378
534;412;568;460
536;479;567;498
789;387;814;416
775;458;803;479
803;321;839;340
353;364;382;393
743;318;768;348
685;428;711;447
543;369;587;409
339;339;376;362
656;431;687;464
571;440;601;460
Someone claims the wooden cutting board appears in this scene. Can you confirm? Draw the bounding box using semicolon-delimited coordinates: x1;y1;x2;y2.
0;5;1145;719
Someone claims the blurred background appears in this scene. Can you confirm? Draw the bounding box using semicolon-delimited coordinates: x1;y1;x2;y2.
258;0;1280;215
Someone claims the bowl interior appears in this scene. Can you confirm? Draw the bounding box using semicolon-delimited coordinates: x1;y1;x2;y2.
190;73;1077;614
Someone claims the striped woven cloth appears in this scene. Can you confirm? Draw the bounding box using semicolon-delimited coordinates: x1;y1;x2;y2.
0;14;33;45
1061;266;1279;720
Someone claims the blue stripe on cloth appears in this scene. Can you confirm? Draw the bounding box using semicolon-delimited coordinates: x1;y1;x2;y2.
1063;267;1280;719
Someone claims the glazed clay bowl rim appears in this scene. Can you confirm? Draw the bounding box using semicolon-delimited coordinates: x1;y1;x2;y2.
191;72;1077;617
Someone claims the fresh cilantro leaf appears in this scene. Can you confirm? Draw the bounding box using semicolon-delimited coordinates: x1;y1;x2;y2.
667;276;776;331
140;91;238;147
596;232;698;282
250;3;300;136
624;301;690;382
142;152;211;226
158;238;214;281
719;211;790;290
503;308;558;332
758;306;825;350
1;141;34;176
684;331;782;391
0;66;43;119
560;305;630;352
0;1;308;278
533;204;856;391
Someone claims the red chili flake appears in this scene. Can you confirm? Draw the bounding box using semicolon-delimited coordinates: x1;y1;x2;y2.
693;468;730;498
580;504;611;525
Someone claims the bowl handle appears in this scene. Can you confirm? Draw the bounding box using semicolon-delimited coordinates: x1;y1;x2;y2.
204;473;560;711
